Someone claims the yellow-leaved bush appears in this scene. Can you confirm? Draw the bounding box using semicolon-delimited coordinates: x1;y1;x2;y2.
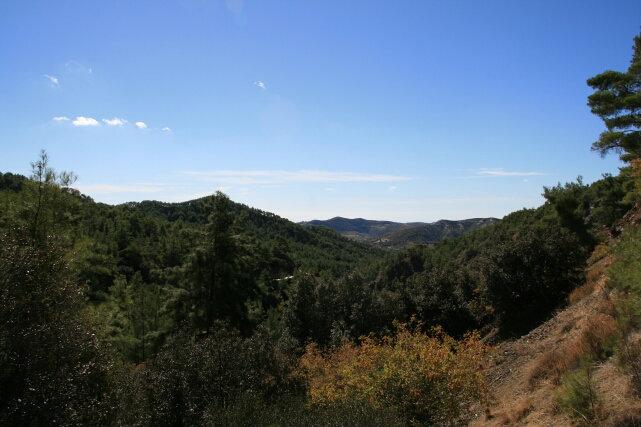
298;323;489;425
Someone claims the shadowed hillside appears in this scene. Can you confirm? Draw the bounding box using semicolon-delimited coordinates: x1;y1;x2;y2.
300;216;498;248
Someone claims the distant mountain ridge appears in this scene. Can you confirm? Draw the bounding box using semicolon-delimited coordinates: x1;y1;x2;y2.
300;216;499;248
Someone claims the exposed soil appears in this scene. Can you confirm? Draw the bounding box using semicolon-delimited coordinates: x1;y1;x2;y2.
470;254;641;426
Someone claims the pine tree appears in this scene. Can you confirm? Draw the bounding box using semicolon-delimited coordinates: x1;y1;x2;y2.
587;31;641;162
184;192;258;333
0;152;112;425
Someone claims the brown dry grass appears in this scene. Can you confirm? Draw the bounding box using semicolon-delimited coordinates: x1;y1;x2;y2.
528;344;583;388
569;250;612;305
569;281;597;305
582;313;618;357
528;312;617;389
588;243;612;266
609;412;641;427
619;337;641;398
595;295;616;317
470;241;641;427
494;397;532;425
593;361;641;426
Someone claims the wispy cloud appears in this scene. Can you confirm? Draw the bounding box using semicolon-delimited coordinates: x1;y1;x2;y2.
102;117;127;127
135;121;148;129
476;168;546;177
161;127;172;133
72;116;100;127
254;80;267;90
44;74;59;87
74;183;227;204
76;183;169;194
65;60;93;75
184;170;411;185
52;116;70;122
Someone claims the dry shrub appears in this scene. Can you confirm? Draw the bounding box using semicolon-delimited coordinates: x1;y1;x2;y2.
298;324;489;426
511;398;533;422
596;295;617;317
612;411;641;427
587;244;611;266
570;248;611;305
496;398;532;425
619;338;641;398
580;313;618;360
569;282;597;305
529;314;618;388
587;265;604;285
529;345;584;388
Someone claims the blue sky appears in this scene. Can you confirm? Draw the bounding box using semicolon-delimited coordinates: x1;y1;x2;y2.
0;1;639;222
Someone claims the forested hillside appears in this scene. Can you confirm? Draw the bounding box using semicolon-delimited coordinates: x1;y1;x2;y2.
301;217;498;248
0;153;634;425
1;28;641;427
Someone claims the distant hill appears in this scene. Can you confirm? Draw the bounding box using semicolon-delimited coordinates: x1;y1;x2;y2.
118;196;385;275
300;217;499;248
0;172;383;277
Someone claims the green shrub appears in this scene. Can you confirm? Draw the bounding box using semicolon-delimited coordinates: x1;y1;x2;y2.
557;363;600;424
479;222;586;336
609;227;641;294
0;227;117;426
141;324;301;426
203;394;403;427
608;227;641;333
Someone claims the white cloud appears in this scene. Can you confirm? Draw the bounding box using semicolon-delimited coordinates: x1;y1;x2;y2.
254;80;266;90
52;115;156;130
72;116;100;127
44;74;59;86
102;117;127;127
161;127;172;132
476;168;546;177
183;170;411;185
389;185;398;191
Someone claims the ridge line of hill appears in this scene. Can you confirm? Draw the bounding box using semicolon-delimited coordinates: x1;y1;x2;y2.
300;216;499;248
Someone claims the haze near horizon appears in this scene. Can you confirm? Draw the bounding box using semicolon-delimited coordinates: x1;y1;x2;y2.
1;0;640;221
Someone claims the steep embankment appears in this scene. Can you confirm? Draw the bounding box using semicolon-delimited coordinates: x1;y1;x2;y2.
473;215;641;426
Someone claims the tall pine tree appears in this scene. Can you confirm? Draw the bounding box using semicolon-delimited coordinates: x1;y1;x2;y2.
587;31;641;162
183;192;258;334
